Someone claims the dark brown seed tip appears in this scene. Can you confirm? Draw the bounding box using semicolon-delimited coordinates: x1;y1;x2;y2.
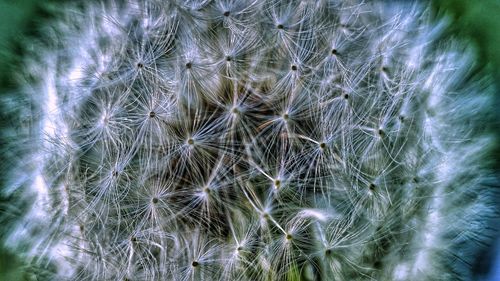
274;180;281;188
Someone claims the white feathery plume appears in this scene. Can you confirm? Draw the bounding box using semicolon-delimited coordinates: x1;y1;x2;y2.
1;0;497;280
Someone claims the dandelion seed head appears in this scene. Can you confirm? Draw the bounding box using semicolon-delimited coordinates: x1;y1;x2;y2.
1;0;497;280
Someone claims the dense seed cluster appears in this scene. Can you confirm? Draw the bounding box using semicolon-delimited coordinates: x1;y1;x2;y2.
2;0;497;280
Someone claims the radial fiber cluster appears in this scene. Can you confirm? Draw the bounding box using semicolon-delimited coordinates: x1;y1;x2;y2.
1;0;498;281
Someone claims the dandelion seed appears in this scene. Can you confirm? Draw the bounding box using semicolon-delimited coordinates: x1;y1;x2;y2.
203;186;210;194
378;128;385;137
274;179;281;189
319;142;326;150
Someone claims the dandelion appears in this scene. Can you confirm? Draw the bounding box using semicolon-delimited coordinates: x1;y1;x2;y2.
1;0;497;280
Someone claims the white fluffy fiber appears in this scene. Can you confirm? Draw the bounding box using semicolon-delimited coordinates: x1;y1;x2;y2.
2;0;498;280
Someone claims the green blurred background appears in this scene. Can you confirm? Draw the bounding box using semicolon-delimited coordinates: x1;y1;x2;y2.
0;0;498;280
